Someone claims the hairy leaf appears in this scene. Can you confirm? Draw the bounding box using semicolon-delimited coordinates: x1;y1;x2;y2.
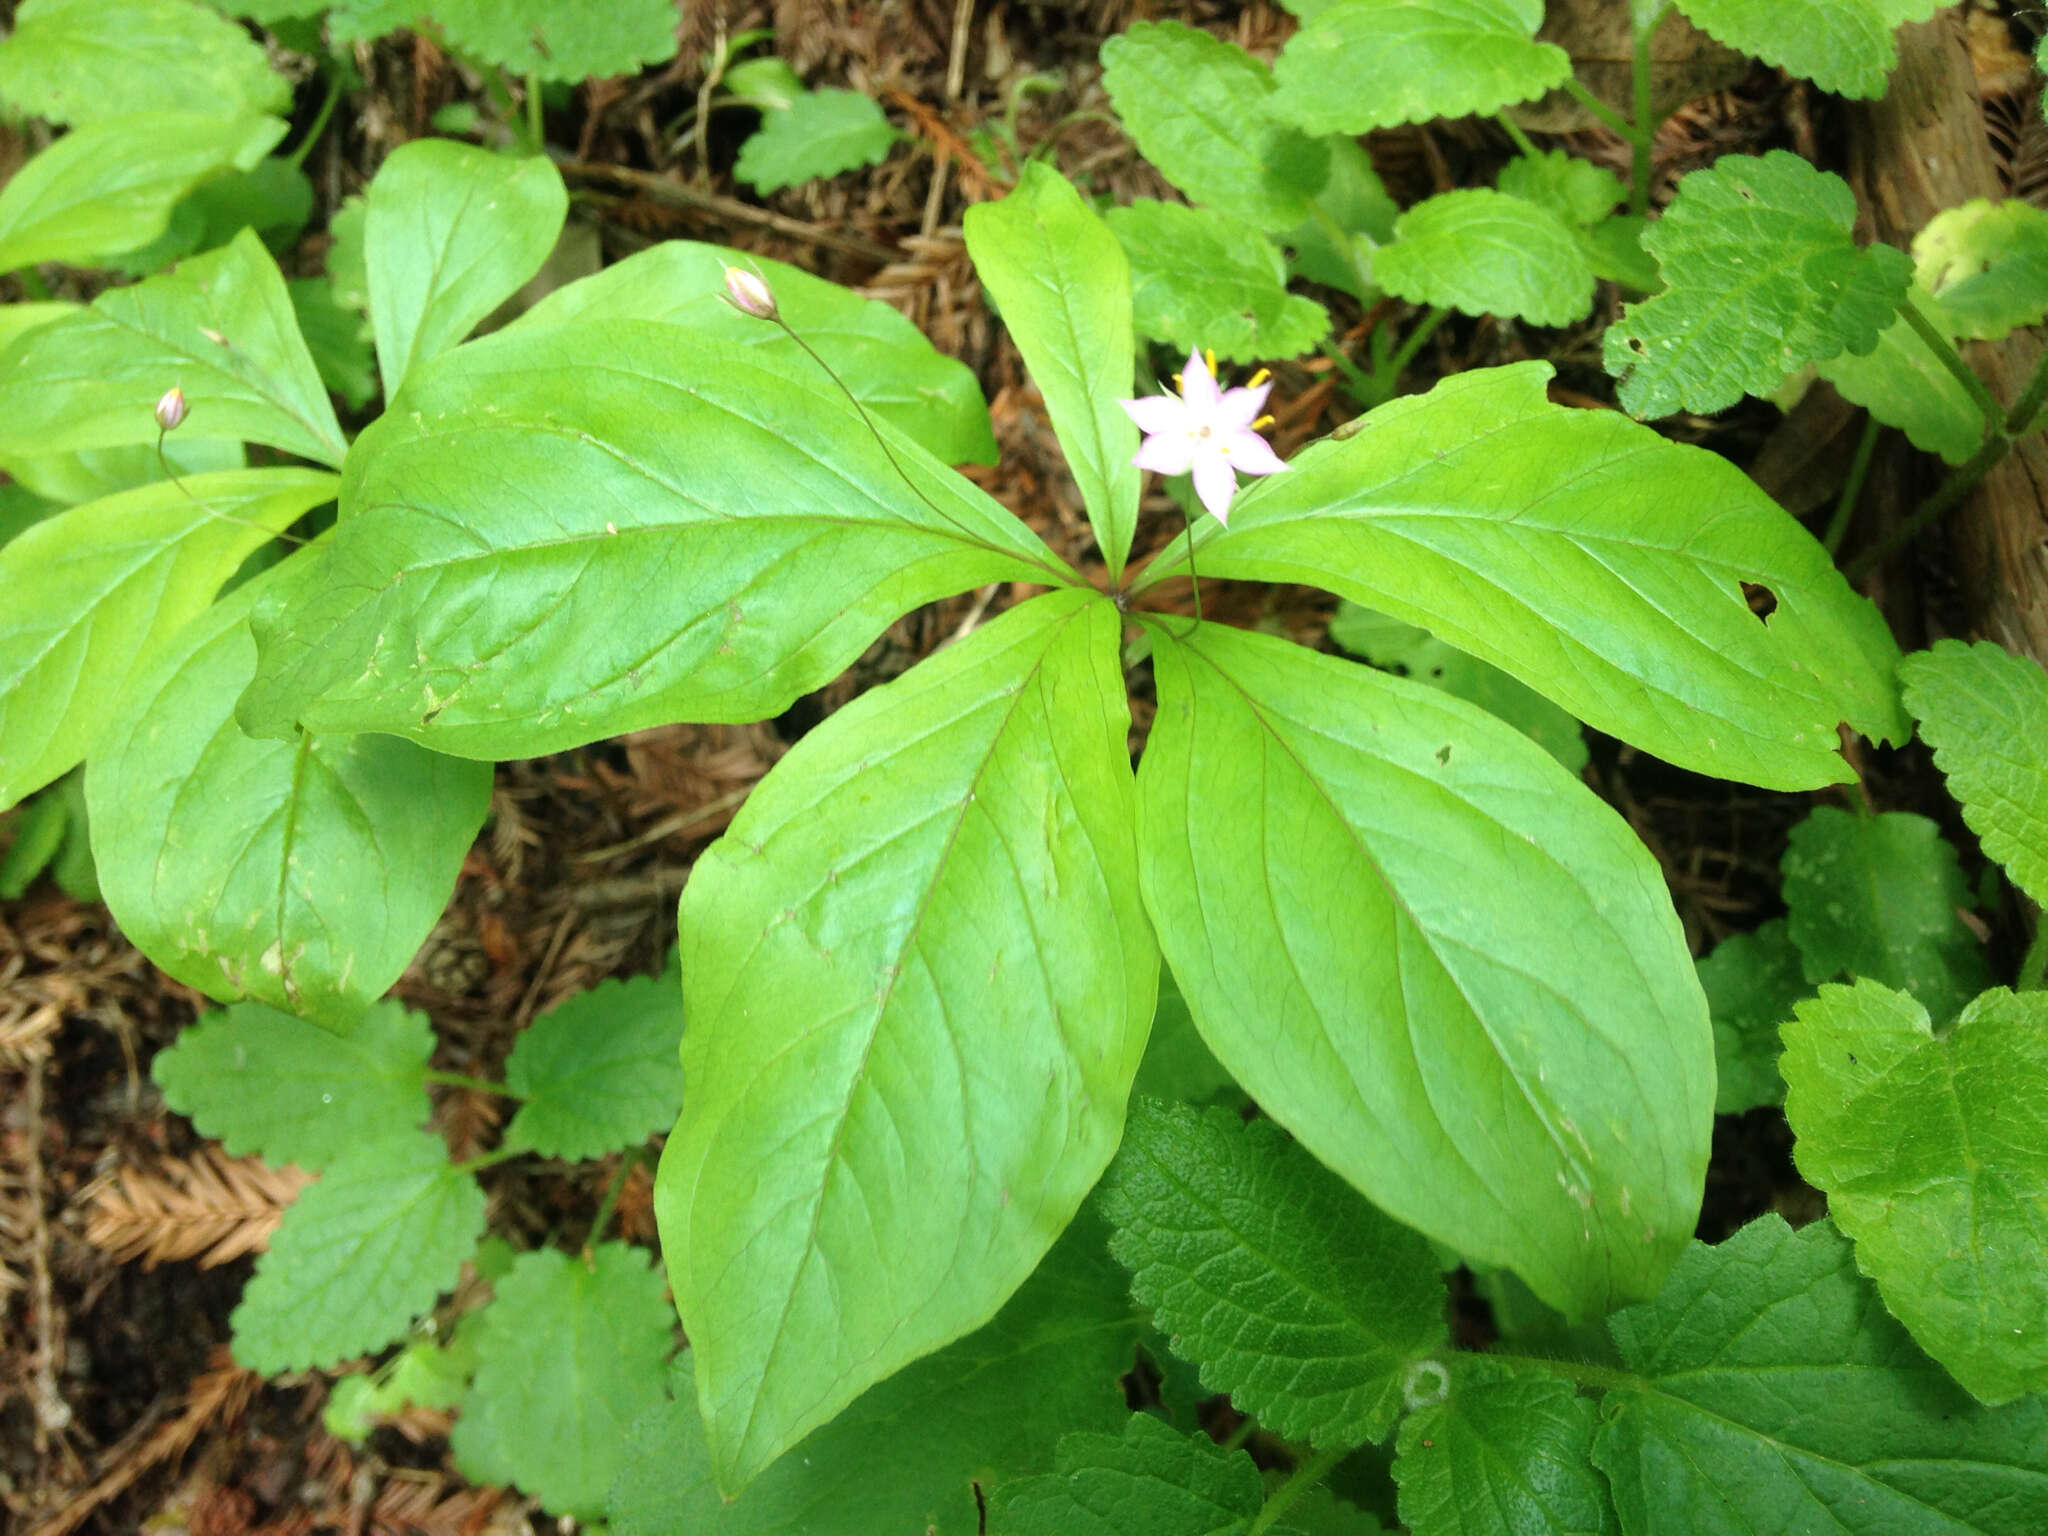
1102;1100;1447;1447
1392;1365;1615;1536
735;90;901;193
1695;918;1805;1115
965;163;1141;577
1135;623;1711;1318
237;322;1065;758
1605;152;1913;417
1495;150;1624;227
1782;982;2048;1404
1913;198;2048;340
0;0;290;123
1374;189;1594;327
1674;0;1942;99
1183;363;1905;790
1107;200;1331;363
0;228;347;467
151;999;434;1170
1816;285;1984;466
659;591;1154;1491
452;1244;673;1519
427;0;680;81
365;141;566;398
989;1414;1267;1536
503;964;685;1159
1901;639;2048;907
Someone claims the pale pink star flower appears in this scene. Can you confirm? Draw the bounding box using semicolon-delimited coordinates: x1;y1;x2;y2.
1120;349;1288;527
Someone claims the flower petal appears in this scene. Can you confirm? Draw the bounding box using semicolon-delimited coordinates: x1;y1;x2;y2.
1134;433;1195;477
1180;349;1222;413
1221;429;1288;477
1218;380;1272;430
1190;448;1237;523
1121;394;1190;436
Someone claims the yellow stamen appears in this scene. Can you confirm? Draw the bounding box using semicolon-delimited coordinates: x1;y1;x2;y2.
1248;368;1271;388
1253;414;1275;430
1204;348;1217;378
1172;372;1183;389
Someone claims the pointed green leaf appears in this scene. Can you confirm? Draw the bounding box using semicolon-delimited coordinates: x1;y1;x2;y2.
236;321;1065;759
990;1415;1267;1536
502;965;685;1159
1592;1215;2048;1533
451;1243;673;1519
86;558;490;1029
230;1130;487;1372
0;785;69;899
965;163;1141;578
1107;200;1331;364
608;1209;1147;1534
1816;284;1984;466
1695;918;1805;1115
425;0;680;81
0;0;290;123
1099;20;1330;231
0;466;336;811
0;228;347;467
1374;189;1595;327
0;111;285;273
1102;1100;1448;1447
0;436;243;508
289;276;379;411
1781;806;1990;1022
658;590;1156;1492
1605;152;1914;417
1912;197;2048;341
1187;363;1905;790
1782;982;2048;1405
1901;639;2048;907
1674;0;1942;99
1270;0;1571;135
365;140;566;398
1130;965;1236;1106
1392;1364;1616;1536
512;239;996;466
734;89;902;193
1496;151;1624;227
1134;622;1711;1318
151;998;434;1170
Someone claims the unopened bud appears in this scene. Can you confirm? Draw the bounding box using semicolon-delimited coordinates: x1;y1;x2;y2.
155;386;188;433
721;264;777;321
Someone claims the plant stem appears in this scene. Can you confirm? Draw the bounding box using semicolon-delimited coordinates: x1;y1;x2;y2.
1896;296;2006;435
1823;414;1882;557
1560;78;1635;142
525;70;544;151
423;1067;516;1096
1182;508;1204;625
2004;345;2048;437
1495;112;1538;158
1248;1444;1350;1536
156;435;306;544
585;1149;643;1254
284;72;343;173
1844;426;2006;582
1383;305;1451;384
453;1144;525;1177
1629;6;1664;215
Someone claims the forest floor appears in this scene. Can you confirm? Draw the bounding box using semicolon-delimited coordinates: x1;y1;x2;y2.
2;1;2041;1531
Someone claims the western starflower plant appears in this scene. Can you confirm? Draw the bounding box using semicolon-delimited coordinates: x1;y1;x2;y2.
1122;348;1289;527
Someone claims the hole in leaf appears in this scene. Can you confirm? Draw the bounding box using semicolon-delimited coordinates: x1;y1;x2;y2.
1740;581;1778;621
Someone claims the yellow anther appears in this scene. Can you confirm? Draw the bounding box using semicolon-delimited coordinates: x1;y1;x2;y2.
1248;368;1271;388
1204;348;1218;378
1172;372;1183;389
1253;414;1275;430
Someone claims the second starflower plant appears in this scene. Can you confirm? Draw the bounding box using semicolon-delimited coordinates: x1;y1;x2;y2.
232;160;1904;1492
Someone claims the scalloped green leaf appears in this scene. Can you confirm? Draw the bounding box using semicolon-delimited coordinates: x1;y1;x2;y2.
452;1243;673;1519
1592;1215;2048;1532
1373;188;1594;327
1134;622;1711;1319
1102;1100;1447;1447
230;1130;487;1372
1099;20;1330;231
1901;639;2048;907
86;558;490;1030
1185;363;1907;791
1393;1364;1616;1536
502;964;685;1159
151;999;434;1170
1780;806;1990;1023
989;1415;1268;1536
1270;0;1571;135
0;0;290;123
1782;982;2048;1405
1106;200;1331;364
0;228;347;468
512;239;996;466
236;321;1065;759
0;466;336;812
0;111;285;272
1496;150;1624;227
1674;0;1942;99
658;590;1155;1492
1816;284;1983;466
1696;918;1805;1115
735;89;901;194
1913;198;2048;342
1605;152;1914;418
965;162;1141;577
365;141;566;398
426;0;679;81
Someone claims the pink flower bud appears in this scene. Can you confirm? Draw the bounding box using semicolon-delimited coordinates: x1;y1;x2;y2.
155;386;188;433
721;264;778;321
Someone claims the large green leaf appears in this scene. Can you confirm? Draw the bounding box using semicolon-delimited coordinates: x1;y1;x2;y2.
425;0;680;81
1392;1364;1616;1536
964;163;1141;578
1134;622;1711;1319
989;1415;1269;1536
657;590;1156;1492
1592;1215;2048;1533
236;321;1066;759
0;466;337;811
501;964;685;1160
0;0;290;123
1107;200;1331;364
0;228;347;468
1372;189;1595;328
1674;0;1941;99
0;111;285;272
365;140;566;398
86;560;490;1031
1781;982;2048;1405
512;240;996;466
1098;20;1330;232
1172;363;1904;790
